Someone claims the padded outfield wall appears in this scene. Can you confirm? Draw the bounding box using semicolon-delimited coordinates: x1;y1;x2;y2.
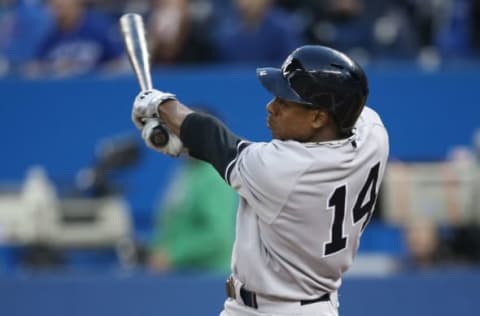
1;64;478;216
0;270;478;316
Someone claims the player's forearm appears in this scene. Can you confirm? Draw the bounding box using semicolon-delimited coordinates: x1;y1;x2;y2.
157;100;194;136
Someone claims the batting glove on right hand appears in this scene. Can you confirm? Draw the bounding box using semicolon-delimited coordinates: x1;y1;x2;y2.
132;89;176;130
141;119;184;157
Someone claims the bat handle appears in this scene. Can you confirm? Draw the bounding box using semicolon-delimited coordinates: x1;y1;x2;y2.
149;122;170;147
143;118;169;147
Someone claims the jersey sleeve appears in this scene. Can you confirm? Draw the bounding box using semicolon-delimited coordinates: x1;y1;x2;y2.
227;141;313;223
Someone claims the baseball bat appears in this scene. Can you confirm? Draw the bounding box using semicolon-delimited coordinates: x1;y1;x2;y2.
119;13;169;147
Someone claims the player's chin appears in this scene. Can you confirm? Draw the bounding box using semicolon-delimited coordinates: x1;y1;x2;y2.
267;121;275;137
269;123;286;140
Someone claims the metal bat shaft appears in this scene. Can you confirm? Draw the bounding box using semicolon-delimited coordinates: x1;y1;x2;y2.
120;13;152;91
119;13;169;147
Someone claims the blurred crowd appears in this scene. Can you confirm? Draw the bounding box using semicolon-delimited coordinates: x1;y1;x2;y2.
1;0;480;77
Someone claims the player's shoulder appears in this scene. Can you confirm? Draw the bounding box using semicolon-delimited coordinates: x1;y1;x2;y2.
354;106;389;156
256;138;316;153
240;141;315;179
246;140;314;164
233;141;313;204
356;106;385;129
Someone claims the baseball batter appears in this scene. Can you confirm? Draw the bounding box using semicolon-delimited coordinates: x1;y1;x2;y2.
131;45;389;316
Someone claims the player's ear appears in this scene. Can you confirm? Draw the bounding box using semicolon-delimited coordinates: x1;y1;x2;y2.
311;109;328;129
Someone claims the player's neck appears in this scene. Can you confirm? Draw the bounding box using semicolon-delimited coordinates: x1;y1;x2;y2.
307;126;343;143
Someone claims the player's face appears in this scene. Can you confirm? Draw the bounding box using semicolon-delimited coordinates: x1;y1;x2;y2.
266;97;318;142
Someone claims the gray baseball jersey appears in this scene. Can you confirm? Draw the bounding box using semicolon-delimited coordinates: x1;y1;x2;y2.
180;106;389;301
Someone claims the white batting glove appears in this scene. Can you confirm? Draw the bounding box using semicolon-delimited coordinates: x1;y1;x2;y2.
132;89;176;130
141;119;184;157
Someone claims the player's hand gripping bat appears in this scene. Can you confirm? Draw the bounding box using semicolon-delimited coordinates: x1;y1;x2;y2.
119;13;169;147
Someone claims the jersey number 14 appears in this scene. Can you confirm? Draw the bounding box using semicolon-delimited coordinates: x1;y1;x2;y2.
324;162;380;256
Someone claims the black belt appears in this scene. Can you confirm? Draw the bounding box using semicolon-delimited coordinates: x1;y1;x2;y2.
225;277;330;309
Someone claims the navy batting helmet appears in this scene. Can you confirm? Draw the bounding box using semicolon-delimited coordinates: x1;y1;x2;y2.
256;45;368;133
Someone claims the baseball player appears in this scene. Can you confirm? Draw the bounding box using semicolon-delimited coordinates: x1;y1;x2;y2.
131;45;389;316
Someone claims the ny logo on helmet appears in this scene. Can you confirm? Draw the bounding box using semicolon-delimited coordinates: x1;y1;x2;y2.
281;55;294;78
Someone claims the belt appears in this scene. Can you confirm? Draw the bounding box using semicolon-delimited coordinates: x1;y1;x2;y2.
225;276;330;309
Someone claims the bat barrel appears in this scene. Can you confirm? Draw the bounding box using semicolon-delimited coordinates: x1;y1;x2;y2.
119;13;152;91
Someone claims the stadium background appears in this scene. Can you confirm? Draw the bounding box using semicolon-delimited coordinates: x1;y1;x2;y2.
1;0;480;315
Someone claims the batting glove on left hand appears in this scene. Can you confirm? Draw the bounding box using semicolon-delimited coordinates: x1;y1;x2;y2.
142;119;184;157
132;89;176;130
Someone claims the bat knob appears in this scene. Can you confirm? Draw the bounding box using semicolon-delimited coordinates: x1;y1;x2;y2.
149;125;170;147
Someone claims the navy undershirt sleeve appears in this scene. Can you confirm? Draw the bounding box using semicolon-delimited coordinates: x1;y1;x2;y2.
180;112;249;177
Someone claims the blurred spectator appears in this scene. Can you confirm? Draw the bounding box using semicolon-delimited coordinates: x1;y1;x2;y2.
473;0;480;53
146;0;214;65
24;0;124;77
402;219;480;270
402;219;449;269
405;0;480;64
448;225;480;264
147;158;237;273
277;0;418;62
0;2;17;63
211;0;302;64
310;0;372;49
434;0;474;58
369;0;418;59
0;0;52;76
404;0;443;49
